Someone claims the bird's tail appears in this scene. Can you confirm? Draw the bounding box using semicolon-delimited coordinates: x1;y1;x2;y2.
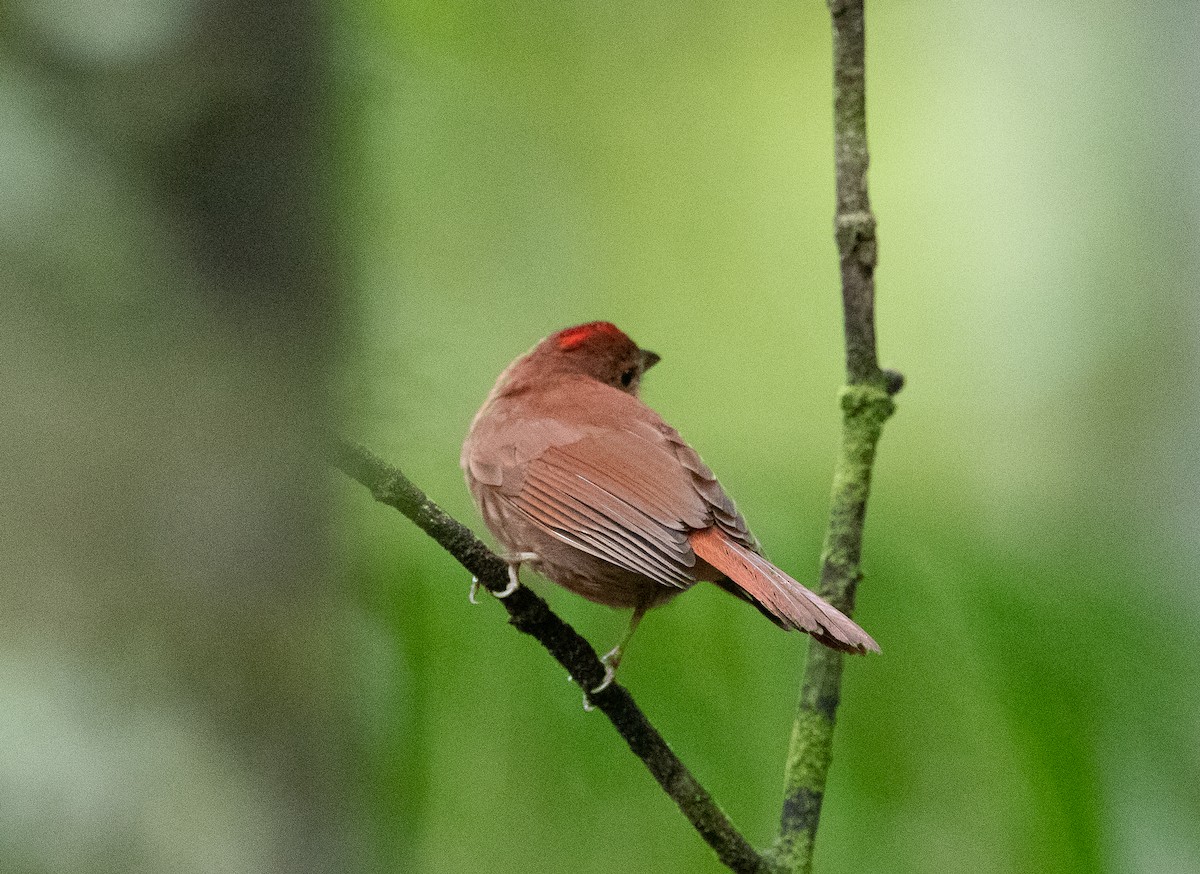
688;527;880;654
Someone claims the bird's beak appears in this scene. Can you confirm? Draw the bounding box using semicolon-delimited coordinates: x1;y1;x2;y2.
640;349;661;371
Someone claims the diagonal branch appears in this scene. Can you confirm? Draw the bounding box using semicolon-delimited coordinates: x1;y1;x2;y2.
772;1;902;871
330;439;770;873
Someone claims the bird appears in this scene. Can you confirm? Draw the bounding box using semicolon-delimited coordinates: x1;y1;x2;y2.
461;321;878;692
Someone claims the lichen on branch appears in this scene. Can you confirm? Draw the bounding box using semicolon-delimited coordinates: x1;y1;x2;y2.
771;1;902;871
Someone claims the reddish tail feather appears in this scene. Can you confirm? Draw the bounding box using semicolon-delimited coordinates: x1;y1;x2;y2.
688;527;879;654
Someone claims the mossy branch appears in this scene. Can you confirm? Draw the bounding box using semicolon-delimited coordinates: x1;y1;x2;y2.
770;1;902;871
329;439;771;873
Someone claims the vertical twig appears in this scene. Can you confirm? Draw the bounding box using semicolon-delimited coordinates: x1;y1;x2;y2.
771;1;902;871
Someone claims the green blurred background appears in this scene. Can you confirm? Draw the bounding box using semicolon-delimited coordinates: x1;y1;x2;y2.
4;1;1198;872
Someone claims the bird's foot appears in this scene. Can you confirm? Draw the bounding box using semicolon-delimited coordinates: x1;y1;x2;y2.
496;552;538;599
582;606;645;708
591;645;623;694
581;648;622;711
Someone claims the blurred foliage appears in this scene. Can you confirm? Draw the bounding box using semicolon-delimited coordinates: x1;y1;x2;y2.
3;0;1198;873
2;0;362;872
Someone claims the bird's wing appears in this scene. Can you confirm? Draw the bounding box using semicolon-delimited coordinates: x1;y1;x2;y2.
511;429;707;588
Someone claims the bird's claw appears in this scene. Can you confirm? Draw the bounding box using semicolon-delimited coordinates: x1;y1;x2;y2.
586;645;621;699
582;671;614;711
492;564;520;597
590;661;617;695
471;555;537;602
577;651;619;711
495;564;520;598
495;552;538;599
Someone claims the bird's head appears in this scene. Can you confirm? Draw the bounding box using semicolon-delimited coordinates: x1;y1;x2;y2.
525;321;660;396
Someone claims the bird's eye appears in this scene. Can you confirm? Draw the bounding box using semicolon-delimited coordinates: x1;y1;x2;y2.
620;368;636;387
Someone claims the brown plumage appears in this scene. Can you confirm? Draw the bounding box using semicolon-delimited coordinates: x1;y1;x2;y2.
461;322;878;673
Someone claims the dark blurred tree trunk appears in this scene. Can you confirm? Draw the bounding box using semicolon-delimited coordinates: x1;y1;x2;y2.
1;1;368;871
